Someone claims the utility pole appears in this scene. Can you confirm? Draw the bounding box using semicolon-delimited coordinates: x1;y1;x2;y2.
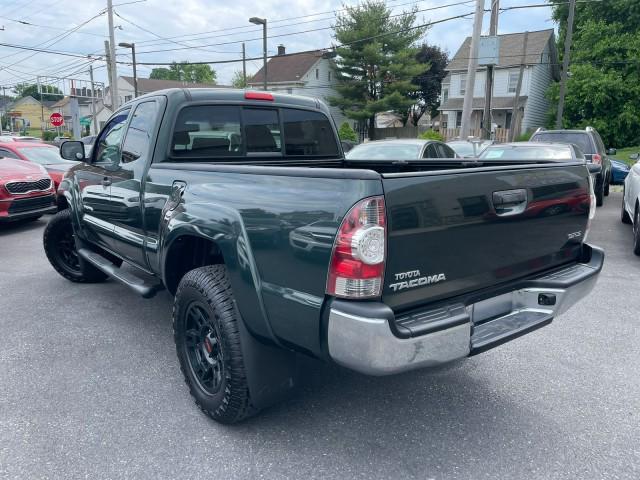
107;0;119;109
482;0;499;139
104;40;114;108
249;17;268;90
508;31;529;142
0;86;4;135
89;64;98;135
556;0;576;128
460;0;485;139
242;43;247;87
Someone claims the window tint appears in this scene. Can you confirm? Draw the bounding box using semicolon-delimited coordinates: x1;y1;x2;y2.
93;110;130;165
0;148;20;159
531;132;593;153
282;109;338;156
437;143;456;158
424;143;438;158
121;101;158;163
244;108;280;153
171;106;242;158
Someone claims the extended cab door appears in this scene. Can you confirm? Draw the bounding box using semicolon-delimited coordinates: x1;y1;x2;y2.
76;109;130;250
101;98;163;268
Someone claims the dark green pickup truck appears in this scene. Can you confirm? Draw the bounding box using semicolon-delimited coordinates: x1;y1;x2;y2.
44;89;603;424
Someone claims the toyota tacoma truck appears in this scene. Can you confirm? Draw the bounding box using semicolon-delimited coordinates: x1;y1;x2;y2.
45;89;604;424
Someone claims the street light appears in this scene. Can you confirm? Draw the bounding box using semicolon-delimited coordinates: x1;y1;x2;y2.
249;17;267;91
118;42;138;98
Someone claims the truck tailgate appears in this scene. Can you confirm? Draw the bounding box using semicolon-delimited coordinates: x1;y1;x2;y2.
381;163;591;311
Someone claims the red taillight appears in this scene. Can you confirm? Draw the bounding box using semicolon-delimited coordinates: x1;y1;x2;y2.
326;196;386;298
592;153;602;164
244;91;274;101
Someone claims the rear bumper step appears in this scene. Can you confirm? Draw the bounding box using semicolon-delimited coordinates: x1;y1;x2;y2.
327;245;603;376
77;248;163;298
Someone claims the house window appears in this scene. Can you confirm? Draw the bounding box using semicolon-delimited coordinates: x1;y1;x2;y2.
459;74;467;96
508;72;520;93
286;88;293;94
505;112;513;129
456;111;462;128
442;87;449;103
315;68;319;80
328;71;331;81
124;95;132;102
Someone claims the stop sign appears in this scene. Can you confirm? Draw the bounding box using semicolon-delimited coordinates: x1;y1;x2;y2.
50;112;64;127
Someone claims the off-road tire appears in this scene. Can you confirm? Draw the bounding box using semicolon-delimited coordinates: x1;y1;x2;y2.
43;209;109;283
173;265;254;424
621;190;632;224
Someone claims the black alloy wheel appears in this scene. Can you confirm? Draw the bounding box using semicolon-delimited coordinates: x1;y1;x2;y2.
183;302;225;395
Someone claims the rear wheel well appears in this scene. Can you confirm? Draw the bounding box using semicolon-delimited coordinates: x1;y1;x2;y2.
164;235;224;295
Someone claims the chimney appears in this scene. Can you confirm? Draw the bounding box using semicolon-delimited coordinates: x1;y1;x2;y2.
277;45;286;56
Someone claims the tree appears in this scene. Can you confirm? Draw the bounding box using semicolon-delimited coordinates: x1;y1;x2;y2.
231;70;248;88
149;62;217;83
547;1;640;147
329;1;428;139
408;44;448;126
13;83;62;101
338;122;358;141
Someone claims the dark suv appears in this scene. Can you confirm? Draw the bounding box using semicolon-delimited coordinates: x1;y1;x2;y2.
530;127;613;206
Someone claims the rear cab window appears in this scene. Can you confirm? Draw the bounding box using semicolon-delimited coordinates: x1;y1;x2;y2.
169;104;338;161
531;132;594;154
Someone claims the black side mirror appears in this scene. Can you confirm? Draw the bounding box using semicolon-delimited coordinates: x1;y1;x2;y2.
60;140;85;161
607;148;617;156
587;163;602;174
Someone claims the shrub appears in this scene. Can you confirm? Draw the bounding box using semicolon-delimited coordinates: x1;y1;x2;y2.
515;130;533;142
338;122;357;142
418;130;444;141
41;131;56;141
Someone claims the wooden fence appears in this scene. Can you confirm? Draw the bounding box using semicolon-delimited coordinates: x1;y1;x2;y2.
440;128;511;142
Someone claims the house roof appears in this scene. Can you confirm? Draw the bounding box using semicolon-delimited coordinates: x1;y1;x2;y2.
249;51;324;84
438;96;528;111
50;96;93;108
120;76;225;93
447;29;556;71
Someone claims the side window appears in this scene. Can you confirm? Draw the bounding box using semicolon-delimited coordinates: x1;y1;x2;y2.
244;108;280;154
93;110;130;165
121;101;158;163
171;105;242;159
437;143;456;158
594;132;606;154
424;144;438;158
0;148;20;159
282;108;339;156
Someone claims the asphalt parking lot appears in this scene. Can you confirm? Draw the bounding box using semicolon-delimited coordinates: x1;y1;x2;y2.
1;191;639;480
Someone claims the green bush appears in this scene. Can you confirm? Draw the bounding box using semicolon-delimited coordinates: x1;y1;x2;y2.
418;130;444;141
338;122;357;142
515;130;533;142
41;131;56;141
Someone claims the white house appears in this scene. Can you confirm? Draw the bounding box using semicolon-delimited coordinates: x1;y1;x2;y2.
438;29;560;136
247;46;349;128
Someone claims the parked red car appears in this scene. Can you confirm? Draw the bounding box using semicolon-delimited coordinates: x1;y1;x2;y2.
0;157;57;222
0;141;76;189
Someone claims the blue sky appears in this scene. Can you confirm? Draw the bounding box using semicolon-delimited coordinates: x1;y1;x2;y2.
0;0;556;91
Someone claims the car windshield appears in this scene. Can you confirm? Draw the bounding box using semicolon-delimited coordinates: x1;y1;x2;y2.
17;146;66;165
346;143;422;160
447;142;476;157
479;145;573;161
531;132;593;153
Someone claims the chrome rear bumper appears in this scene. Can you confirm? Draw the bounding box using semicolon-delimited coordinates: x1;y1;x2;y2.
327;245;604;376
